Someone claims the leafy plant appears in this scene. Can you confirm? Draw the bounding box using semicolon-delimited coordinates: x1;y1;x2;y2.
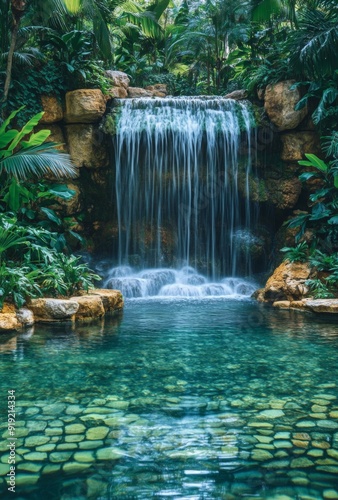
280;241;309;262
285;154;338;250
0;263;42;308
305;278;335;299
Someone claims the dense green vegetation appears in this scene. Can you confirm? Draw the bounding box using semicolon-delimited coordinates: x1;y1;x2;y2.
0;0;337;303
0;108;100;308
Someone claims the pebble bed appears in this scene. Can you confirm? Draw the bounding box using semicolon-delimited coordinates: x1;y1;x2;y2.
0;299;337;499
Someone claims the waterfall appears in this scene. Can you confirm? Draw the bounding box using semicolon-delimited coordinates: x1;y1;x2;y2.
106;97;257;298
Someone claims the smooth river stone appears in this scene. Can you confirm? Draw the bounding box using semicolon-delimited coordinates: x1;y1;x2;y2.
295;420;316;428
323;490;338;499
291;457;314;468
273;440;293;449
259;410;284;418
36;444;56;452
45;428;63;436
86;426;109;440
251;449;273;461
50;451;73;463
274;432;290;439
96;447;125;460
57;443;78;451
27;421;47;432
42;464;61;474
63;462;91;473
78;440;104;450
49;420;64;427
307;448;323;457
312;440;330;449
65;434;84;443
42;403;66;415
16;474;40;486
17;462;43;473
66;405;83;415
106;401;129;410
254;435;272;444
248;422;273;429
25;436;50;447
292;439;309;448
83;407;110;415
317;420;338;429
26;407;40;417
74;451;95;463
24;452;47;461
311;404;328;413
330;411;338;419
311;399;331;406
314;394;337;401
327;449;338;460
293;433;310;440
65;424;86;434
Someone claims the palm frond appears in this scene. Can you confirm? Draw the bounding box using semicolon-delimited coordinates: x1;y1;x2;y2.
0;143;77;180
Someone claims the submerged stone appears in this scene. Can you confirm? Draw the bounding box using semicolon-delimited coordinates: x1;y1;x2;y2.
86;426;109;440
259;409;285;418
96;447;124;460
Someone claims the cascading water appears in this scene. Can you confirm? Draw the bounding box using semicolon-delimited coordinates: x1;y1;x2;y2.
105;97;258;298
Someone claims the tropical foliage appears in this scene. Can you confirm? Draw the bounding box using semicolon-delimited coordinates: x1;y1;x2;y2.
0;109;100;308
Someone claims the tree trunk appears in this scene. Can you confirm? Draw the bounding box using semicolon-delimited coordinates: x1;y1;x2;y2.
1;0;26;106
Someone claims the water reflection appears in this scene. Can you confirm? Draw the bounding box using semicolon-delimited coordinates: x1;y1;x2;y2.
0;301;337;499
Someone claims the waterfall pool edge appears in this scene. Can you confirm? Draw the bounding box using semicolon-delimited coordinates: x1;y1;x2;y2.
0;298;338;498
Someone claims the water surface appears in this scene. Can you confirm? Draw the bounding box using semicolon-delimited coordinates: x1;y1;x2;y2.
0;299;338;499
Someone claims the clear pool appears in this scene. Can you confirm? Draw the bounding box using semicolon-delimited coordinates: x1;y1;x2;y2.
0;298;338;499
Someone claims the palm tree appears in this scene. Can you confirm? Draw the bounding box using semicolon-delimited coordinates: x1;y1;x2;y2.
1;0;66;106
287;0;338;79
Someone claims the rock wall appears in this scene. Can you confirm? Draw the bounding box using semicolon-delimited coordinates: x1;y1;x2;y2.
37;76;320;265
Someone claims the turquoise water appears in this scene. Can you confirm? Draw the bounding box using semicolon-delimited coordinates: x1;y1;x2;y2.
0;298;338;499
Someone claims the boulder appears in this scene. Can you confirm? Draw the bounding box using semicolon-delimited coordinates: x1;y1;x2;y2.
256;261;312;303
224;89;248;100
65;124;108;168
16;308;35;327
27;299;79;322
0;313;20;332
281;132;321;161
305;299;338;314
40;96;63;123
266;177;302;210
127;87;153;98
70;295;105;321
108;87;128;99
145;84;168;97
273;300;291;309
105;71;130;89
65;90;106;123
78;289;124;314
264;80;308;131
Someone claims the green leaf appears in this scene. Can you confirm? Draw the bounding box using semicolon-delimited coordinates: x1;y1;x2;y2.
299;172;318;182
334;175;338;189
8;112;45;151
0;130;19;150
20;130;51;148
0;106;25;136
328;215;338;225
8;178;21;212
49;184;76;200
40;207;62;226
303;154;328;172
